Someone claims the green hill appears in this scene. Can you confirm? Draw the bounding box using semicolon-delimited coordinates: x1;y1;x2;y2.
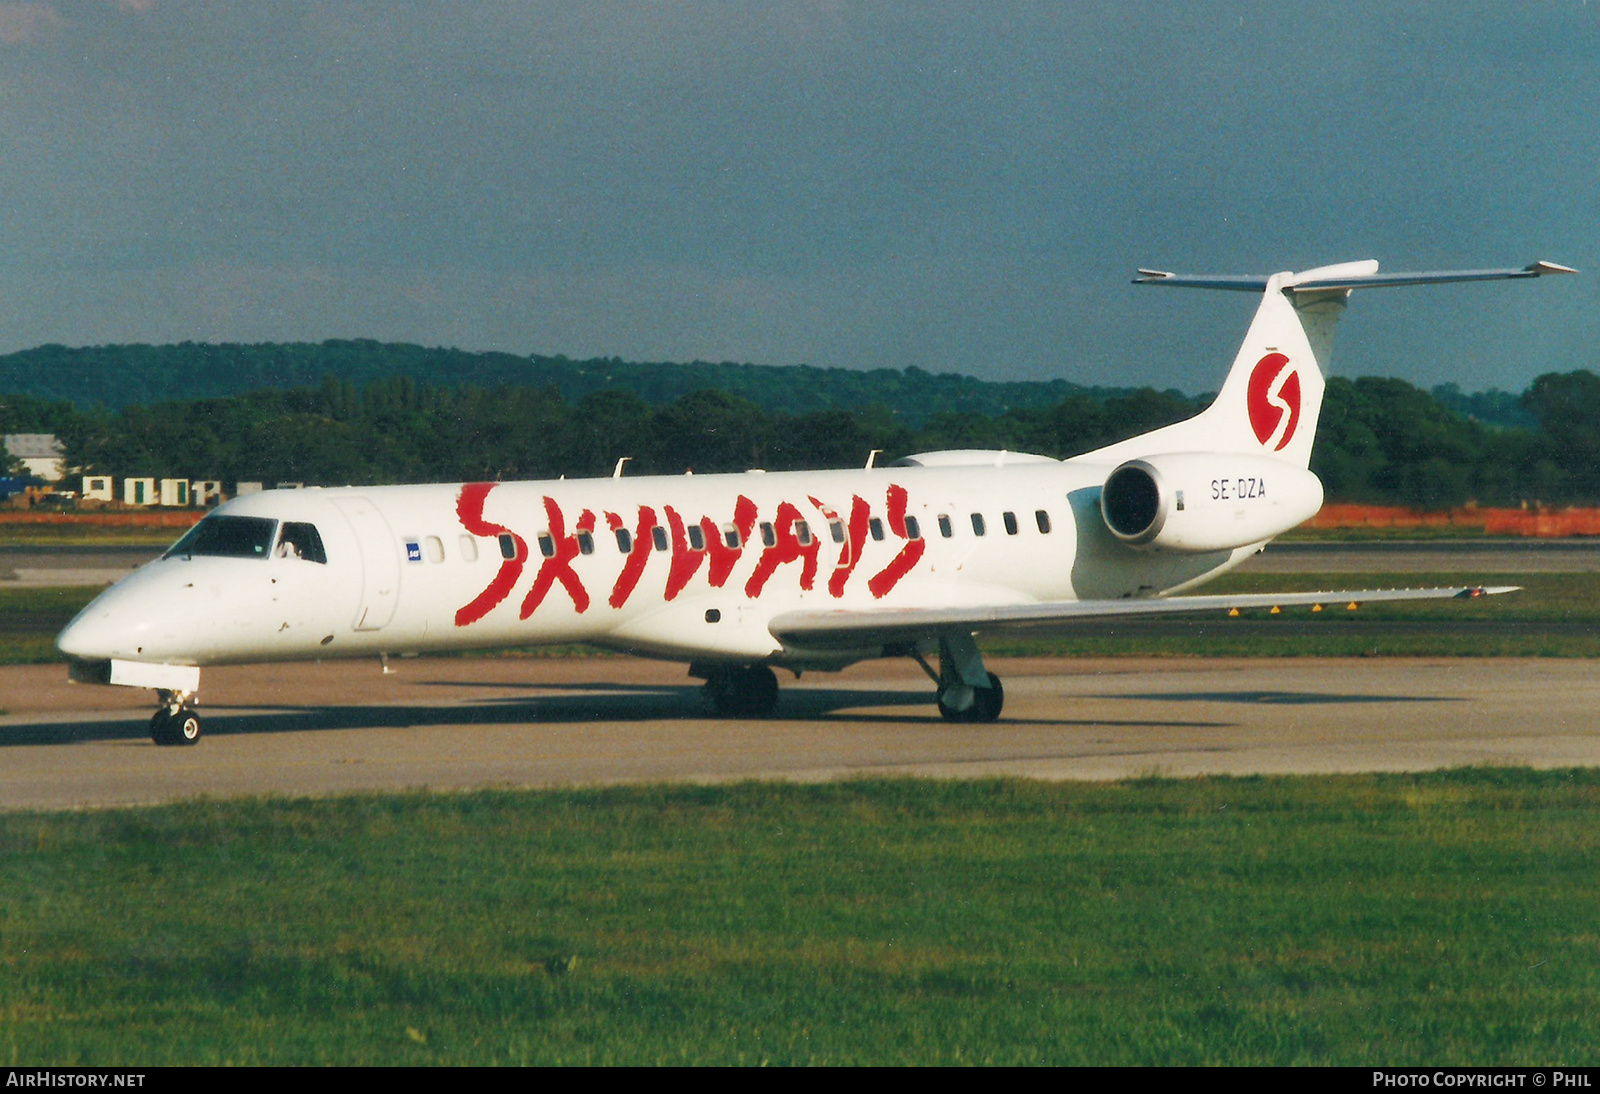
0;340;1167;426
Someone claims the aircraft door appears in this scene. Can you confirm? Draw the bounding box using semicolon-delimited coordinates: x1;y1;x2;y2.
331;496;401;631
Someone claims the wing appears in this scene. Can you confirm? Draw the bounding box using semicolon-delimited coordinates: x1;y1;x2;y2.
768;585;1517;649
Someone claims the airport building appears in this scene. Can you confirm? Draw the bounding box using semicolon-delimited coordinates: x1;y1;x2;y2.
3;433;65;482
122;477;156;506
2;431;234;507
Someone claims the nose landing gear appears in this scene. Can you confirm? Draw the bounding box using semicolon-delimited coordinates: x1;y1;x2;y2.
150;689;202;746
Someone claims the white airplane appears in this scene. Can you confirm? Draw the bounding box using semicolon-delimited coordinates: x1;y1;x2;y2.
56;260;1575;745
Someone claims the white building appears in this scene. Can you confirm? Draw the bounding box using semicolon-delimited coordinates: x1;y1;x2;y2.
4;434;65;482
158;478;191;507
191;480;224;505
81;475;113;501
123;477;156;506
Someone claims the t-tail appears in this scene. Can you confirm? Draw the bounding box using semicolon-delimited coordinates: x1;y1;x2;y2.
1086;259;1577;470
1077;259;1575;554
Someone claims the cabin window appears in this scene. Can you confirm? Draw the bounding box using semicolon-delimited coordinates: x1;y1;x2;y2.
794;520;814;546
723;523;742;549
971;513;986;536
499;533;518;560
424;535;445;563
1035;510;1052;534
904;515;922;540
615;528;633;554
277;522;327;564
1003;511;1018;536
937;514;953;538
688;525;706;551
459;535;479;562
577;531;594;555
760;522;777;547
829;519;845;544
652;525;670;552
165;515;278;561
536;533;556;558
869;517;885;542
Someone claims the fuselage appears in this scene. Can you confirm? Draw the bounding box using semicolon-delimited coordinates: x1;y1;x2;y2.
55;456;1261;671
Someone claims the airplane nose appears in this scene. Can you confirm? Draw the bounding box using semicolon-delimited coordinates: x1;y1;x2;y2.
55;611;114;660
55;569;196;662
55;587;151;661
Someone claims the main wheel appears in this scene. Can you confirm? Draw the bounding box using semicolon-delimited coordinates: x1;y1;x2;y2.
151;708;202;747
937;684;974;722
706;665;780;717
970;673;1004;723
937;673;1003;723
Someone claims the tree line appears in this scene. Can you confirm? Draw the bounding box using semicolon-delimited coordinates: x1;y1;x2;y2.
6;369;1600;507
0;340;1142;424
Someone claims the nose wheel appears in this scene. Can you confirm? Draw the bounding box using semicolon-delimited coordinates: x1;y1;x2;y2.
150;690;202;746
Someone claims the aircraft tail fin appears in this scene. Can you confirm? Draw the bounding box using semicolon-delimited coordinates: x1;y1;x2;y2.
1083;260;1576;469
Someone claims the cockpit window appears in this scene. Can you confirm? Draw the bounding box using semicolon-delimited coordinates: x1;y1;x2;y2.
165;516;279;560
276;522;327;564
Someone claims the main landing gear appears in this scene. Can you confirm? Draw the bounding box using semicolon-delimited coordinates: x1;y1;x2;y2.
699;663;780;718
694;633;1003;724
912;633;1004;723
150;689;202;746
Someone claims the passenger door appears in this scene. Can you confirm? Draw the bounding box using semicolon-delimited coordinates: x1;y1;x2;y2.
331;496;401;631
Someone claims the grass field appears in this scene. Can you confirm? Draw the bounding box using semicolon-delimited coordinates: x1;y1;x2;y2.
0;525;186;547
1;772;1596;1066
0;586;97;663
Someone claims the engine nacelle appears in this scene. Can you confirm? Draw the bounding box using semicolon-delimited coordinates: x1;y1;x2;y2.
1100;453;1324;552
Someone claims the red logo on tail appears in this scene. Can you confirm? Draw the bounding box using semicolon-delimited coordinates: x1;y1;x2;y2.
1246;353;1301;451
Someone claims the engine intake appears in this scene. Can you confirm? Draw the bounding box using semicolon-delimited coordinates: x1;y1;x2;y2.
1102;462;1165;542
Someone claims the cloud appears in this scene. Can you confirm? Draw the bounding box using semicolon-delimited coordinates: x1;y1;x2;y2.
0;2;64;44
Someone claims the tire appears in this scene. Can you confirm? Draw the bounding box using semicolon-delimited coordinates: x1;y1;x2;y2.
970;673;1004;723
937;686;971;722
708;665;779;718
152;708;202;747
738;665;779;716
938;673;1003;723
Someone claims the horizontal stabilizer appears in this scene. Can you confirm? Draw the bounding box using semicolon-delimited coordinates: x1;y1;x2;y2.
1134;261;1577;293
770;586;1517;649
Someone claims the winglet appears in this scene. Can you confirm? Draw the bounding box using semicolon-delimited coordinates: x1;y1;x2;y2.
1456;585;1522;597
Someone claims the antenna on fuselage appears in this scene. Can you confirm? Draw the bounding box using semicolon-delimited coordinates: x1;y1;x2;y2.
865;449;881;469
613;457;630;479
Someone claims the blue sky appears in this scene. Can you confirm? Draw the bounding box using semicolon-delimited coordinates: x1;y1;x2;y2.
0;2;1594;394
